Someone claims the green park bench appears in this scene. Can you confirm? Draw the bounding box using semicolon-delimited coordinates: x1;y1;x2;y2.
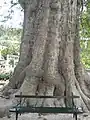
9;93;84;120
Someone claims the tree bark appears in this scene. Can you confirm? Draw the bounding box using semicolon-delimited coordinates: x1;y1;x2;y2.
3;0;90;111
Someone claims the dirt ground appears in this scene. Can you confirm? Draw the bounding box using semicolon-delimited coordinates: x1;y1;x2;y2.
0;112;90;120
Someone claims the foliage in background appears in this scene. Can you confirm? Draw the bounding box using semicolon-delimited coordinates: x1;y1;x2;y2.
0;25;22;59
80;0;90;69
0;25;22;42
0;73;10;80
80;40;90;68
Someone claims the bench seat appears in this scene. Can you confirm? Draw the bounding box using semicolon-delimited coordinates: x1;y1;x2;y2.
9;106;83;114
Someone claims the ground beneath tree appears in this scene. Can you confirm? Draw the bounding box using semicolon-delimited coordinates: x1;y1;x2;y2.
0;112;90;120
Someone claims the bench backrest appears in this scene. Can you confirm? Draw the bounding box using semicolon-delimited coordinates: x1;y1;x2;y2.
15;95;79;98
15;92;80;108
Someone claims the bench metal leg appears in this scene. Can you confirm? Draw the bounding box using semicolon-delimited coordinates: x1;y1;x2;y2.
74;113;77;120
16;112;18;120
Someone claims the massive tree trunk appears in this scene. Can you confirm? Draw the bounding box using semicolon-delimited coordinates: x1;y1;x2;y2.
3;0;90;111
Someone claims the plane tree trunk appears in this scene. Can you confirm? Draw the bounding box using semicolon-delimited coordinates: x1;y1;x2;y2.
3;0;90;111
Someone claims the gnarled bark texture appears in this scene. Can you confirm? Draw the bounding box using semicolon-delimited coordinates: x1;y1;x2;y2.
3;0;90;111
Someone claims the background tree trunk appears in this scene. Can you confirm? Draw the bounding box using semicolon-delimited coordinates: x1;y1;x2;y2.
3;0;90;111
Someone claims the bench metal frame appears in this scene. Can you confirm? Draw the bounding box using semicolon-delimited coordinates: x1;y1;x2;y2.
9;93;83;120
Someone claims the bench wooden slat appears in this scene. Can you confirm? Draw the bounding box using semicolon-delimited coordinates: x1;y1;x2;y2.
9;107;83;114
15;95;80;99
